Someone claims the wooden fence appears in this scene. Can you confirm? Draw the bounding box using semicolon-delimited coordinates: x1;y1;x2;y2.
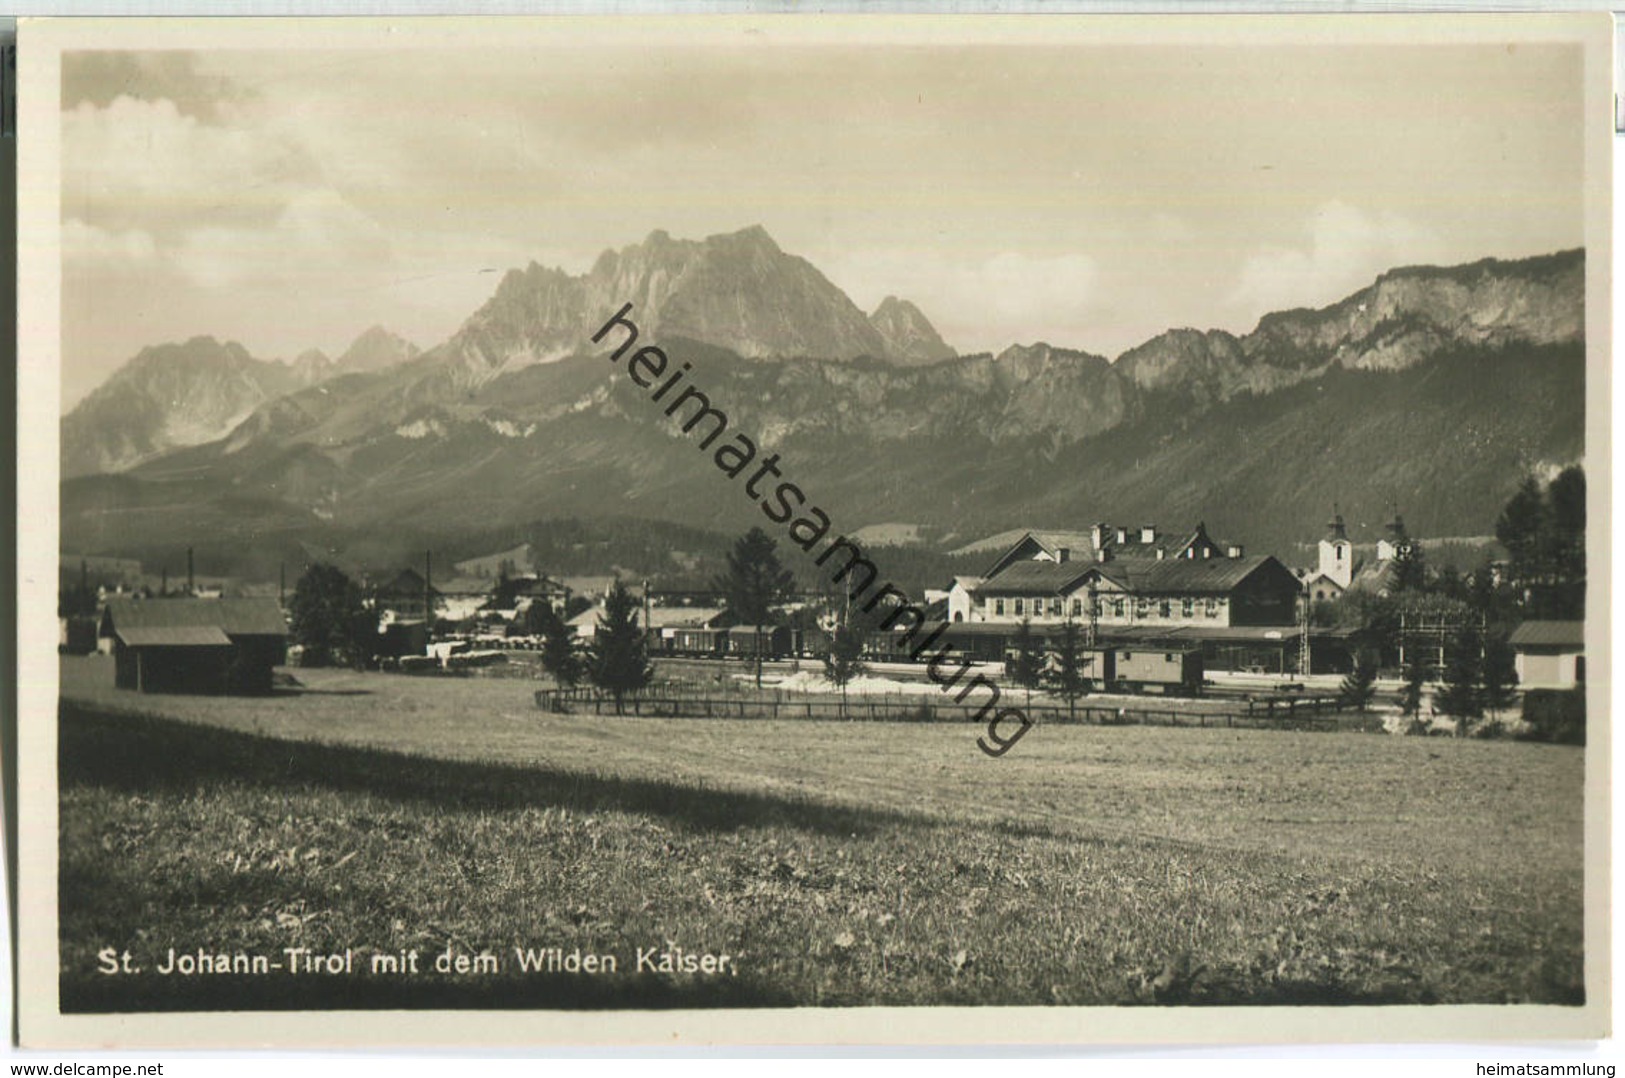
532;688;1373;732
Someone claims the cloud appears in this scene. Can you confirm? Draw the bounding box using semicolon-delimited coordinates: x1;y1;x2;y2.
63;94;311;230
174;189;394;290
62;218;157;267
63;51;248;122
1226;200;1446;319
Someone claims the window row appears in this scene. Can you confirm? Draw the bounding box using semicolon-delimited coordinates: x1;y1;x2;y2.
987;596;1225;618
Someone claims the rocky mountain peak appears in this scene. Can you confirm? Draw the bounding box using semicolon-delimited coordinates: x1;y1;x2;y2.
336;324;420;375
869;296;956;365
289;348;335;386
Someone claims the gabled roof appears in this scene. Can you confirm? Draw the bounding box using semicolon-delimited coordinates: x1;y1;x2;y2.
977;530;1098;578
116;625;234;647
559;575;644;597
645;607;731;629
1509;621;1584;648
373;568;441;598
1346;557;1397;595
1086;555;1295;596
976;560;1095;596
101;597;287;645
512;575;568;597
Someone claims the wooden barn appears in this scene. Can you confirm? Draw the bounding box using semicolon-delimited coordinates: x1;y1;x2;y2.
99;598;288;695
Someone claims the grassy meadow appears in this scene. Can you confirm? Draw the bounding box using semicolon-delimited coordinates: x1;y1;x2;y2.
58;655;1585;1010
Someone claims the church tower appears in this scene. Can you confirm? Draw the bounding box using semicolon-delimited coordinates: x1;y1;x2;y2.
1377;511;1408;562
1318;509;1353;589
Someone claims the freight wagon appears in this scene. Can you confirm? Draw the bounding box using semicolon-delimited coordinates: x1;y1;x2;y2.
999;642;1203;695
1086;646;1204;695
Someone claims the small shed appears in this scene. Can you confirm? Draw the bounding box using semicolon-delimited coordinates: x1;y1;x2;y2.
99;598;288;695
1510;620;1585;690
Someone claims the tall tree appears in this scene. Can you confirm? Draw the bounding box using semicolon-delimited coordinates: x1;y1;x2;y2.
712;527;796;688
288;563;379;669
1008;619;1045;705
1480;629;1520;725
1435;624;1484;736
1390;536;1427;593
821;619;870;720
1546;465;1587;617
1496;467;1586;618
1050;618;1091;721
1399;648;1431;729
1339;649;1378;712
1495;476;1547;583
490;564;521;610
586;581;653;714
537;604;584;691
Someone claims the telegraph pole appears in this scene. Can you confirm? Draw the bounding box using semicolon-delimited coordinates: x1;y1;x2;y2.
1299;581;1311;677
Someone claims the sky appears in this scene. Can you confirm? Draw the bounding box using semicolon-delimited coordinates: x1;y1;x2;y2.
60;36;1586;406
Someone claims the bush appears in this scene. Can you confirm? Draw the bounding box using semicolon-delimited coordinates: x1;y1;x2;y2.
1520;689;1585;745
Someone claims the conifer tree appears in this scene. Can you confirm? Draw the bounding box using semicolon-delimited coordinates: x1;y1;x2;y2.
538;604;584;691
1390;537;1427;593
587;580;653;714
1009;619;1045;705
712;527;795;688
1051;618;1091;721
1399;649;1431;729
822;620;870;720
1435;624;1484;736
1480;629;1520;726
1339;649;1378;712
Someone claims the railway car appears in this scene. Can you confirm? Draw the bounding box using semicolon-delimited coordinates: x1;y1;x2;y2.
1093;646;1204;695
662;625;730;657
725;624;795;660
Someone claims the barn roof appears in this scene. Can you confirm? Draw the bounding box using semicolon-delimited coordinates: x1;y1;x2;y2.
101;598;287;645
115;625;234;648
1509;620;1585;648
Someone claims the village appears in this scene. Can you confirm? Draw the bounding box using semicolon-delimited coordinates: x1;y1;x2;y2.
59;466;1586;742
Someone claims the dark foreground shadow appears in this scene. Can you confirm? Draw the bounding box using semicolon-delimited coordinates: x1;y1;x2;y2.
59;702;938;838
60;971;797;1014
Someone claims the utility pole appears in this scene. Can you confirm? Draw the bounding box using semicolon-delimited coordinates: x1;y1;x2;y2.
1087;580;1099;648
279;562;286;606
187;546;194;597
424;549;433;641
1299;581;1311;677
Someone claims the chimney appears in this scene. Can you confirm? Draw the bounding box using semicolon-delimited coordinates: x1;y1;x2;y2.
1140;525;1157;544
1155;549;1166;561
1115;526;1128;545
1090;523;1109;554
1057;547;1071;564
1226;544;1244;559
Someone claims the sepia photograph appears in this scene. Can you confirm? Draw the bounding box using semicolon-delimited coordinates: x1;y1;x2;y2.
13;13;1613;1047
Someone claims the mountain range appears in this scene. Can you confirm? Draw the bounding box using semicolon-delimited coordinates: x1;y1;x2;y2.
60;227;1585;583
63;325;420;477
